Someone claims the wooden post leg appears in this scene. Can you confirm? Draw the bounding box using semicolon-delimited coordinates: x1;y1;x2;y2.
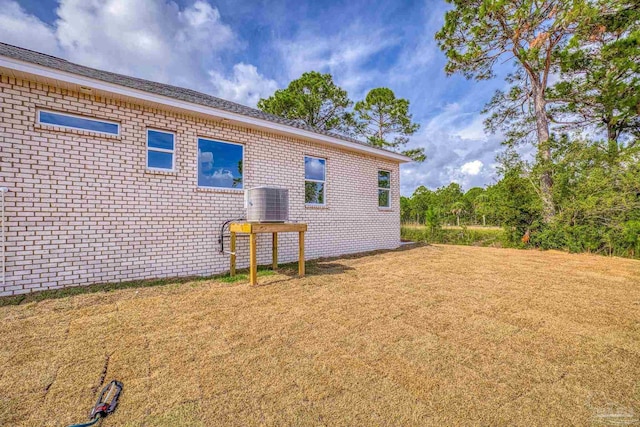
249;232;258;285
272;232;278;270
298;231;305;277
230;231;236;277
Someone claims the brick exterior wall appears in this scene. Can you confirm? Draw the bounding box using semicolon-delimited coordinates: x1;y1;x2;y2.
0;75;401;296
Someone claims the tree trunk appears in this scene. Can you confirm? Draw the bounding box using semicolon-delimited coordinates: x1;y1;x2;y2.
531;80;555;222
482;215;486;227
606;125;619;165
456;215;460;227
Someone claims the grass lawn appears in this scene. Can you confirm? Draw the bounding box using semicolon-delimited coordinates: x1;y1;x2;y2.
1;245;639;426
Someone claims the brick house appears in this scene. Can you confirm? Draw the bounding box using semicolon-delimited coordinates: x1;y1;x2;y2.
0;42;410;296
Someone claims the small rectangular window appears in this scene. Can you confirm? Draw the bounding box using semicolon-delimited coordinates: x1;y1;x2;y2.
198;138;244;189
378;170;390;208
147;129;175;171
38;110;119;135
305;156;326;205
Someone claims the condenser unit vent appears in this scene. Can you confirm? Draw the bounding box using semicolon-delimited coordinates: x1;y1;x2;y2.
245;187;289;223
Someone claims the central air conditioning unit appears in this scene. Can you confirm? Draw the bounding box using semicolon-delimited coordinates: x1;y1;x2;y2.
245;186;289;223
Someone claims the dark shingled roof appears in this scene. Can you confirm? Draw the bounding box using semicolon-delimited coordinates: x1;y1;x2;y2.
0;42;403;157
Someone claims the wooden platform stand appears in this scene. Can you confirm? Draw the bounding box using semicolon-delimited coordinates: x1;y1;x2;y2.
229;222;308;286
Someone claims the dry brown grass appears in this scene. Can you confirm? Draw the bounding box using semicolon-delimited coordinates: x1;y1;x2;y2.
441;225;503;230
1;245;639;426
403;223;503;231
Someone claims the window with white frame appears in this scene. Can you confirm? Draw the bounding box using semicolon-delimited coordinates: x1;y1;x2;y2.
147;129;175;171
198;138;244;189
378;170;391;208
305;156;326;205
38;110;120;135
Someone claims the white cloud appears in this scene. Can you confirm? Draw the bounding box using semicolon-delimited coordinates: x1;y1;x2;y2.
199;168;236;188
199;151;214;164
0;0;271;106
304;157;325;180
400;104;503;194
55;0;235;88
276;24;399;97
0;0;60;55
454;115;488;141
209;63;278;107
213;169;234;179
461;160;483;176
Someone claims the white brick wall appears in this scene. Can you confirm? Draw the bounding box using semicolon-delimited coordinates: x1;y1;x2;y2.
0;75;401;295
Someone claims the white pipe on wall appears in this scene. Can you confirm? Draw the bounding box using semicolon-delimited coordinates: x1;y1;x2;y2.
0;187;7;288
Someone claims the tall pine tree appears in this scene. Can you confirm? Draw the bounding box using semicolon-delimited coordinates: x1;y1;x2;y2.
436;0;594;222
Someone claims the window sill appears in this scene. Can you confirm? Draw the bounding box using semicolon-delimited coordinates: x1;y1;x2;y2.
305;204;328;210
195;187;244;194
33;123;121;140
378;207;394;211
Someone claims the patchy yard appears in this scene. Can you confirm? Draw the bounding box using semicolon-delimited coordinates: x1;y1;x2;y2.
1;245;639;426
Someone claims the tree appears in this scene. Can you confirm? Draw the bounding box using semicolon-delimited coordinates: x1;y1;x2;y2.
483;69;539;148
353;88;425;161
450;201;466;227
425;207;441;233
436;0;594;222
257;71;353;133
491;150;544;243
463;187;485;223
411;186;435;223
400;196;415;223
233;159;243;188
548;0;640;161
434;182;464;224
474;193;490;226
540;137;640;255
401;139;639;257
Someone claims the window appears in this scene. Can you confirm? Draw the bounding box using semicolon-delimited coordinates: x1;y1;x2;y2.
378;170;391;208
147;129;175;171
38;110;119;135
305;156;326;205
198;138;244;189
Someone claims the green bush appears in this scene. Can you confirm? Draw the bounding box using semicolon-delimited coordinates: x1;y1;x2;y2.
623;221;640;257
531;222;640;259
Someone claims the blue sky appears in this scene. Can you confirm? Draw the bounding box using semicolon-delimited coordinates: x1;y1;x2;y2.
0;0;513;195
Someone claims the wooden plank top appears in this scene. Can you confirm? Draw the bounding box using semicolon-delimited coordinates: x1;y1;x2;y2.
229;222;307;233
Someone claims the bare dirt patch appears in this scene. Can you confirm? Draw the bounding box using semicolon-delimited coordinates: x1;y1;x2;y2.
1;245;639;426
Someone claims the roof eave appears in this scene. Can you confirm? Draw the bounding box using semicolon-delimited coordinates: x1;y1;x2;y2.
0;55;412;163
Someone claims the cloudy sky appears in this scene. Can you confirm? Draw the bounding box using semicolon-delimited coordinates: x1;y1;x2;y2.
1;0;515;195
